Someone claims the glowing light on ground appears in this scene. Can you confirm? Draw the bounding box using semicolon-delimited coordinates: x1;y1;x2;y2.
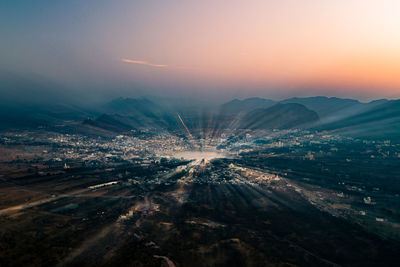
172;151;225;162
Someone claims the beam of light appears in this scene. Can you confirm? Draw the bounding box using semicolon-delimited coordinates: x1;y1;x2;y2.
177;113;193;138
121;58;167;68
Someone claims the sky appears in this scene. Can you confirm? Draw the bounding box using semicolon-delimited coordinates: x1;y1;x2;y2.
1;0;400;103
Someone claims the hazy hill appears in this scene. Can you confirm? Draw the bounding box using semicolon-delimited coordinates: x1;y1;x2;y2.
102;97;179;129
280;96;362;118
240;103;319;129
220;97;276;114
0;104;95;130
280;96;391;125
104;97;162;116
83;114;134;132
318;100;400;138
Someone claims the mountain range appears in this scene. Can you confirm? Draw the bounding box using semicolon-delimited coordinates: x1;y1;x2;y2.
2;96;400;139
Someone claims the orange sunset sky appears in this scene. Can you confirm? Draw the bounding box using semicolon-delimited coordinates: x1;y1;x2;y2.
1;0;400;100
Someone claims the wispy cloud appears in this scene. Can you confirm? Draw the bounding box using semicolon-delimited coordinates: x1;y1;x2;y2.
121;58;167;68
